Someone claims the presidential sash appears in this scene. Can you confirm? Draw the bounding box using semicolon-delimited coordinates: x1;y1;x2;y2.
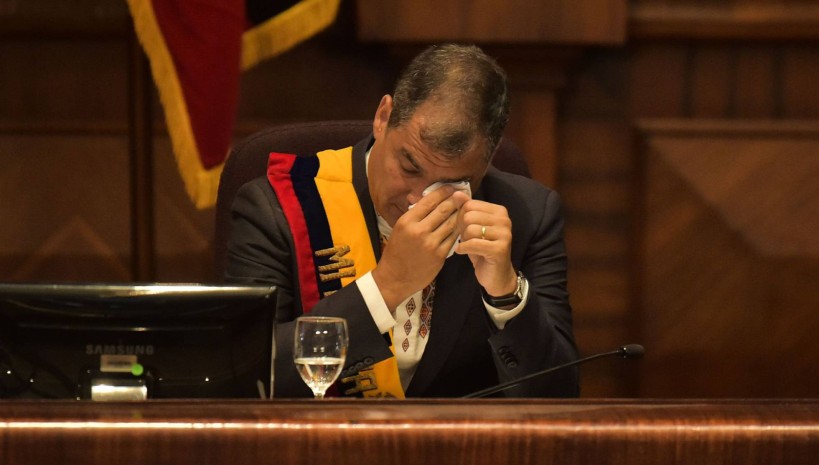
266;147;404;398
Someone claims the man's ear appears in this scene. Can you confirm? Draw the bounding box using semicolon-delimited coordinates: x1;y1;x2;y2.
373;95;393;137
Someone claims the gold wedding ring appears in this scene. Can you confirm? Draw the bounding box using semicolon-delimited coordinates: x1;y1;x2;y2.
481;225;487;240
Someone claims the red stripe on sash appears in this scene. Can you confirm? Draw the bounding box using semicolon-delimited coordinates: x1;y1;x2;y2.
266;152;320;312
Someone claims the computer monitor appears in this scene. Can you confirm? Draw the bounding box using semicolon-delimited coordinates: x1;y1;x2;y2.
0;282;276;400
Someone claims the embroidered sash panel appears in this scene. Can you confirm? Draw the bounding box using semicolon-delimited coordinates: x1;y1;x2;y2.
266;147;404;398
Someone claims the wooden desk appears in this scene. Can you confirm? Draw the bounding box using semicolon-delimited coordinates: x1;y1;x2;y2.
1;399;818;464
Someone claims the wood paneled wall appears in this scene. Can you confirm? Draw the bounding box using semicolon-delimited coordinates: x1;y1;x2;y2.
1;0;818;397
561;0;819;396
636;121;819;396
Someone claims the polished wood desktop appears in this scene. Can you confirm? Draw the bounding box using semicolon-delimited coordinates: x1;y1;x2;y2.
1;399;817;464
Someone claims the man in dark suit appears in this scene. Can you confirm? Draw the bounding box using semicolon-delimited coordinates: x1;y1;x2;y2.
225;44;579;398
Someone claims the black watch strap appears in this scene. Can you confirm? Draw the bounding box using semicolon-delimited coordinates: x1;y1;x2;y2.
482;271;525;307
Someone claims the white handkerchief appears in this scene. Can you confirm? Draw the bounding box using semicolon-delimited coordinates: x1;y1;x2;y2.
423;180;471;198
408;181;472;258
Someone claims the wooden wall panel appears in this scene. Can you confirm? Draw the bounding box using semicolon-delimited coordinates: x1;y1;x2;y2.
558;53;637;396
0;40;128;124
629;44;689;117
559;0;819;397
0;134;131;281
635;122;819;397
734;47;778;118
782;47;819;117
151;138;216;283
689;47;735;117
356;0;627;44
631;0;819;40
505;88;558;188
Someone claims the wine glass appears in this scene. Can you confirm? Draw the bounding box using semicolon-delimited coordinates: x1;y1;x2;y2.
293;316;348;399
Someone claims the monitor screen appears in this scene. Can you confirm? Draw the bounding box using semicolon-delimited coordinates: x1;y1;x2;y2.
0;283;276;400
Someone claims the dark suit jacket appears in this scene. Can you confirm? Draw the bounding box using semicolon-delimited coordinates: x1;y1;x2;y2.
225;136;579;397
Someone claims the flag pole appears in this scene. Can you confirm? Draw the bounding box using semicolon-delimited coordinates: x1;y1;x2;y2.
128;27;155;281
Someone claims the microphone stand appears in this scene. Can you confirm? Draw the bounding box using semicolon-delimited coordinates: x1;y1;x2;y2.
463;344;644;399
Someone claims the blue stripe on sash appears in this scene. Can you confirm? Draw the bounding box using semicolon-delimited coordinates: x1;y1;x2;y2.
290;156;343;297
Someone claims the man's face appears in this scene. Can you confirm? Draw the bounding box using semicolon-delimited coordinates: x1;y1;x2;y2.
368;96;490;227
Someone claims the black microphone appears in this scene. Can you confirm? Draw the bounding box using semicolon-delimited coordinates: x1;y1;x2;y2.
463;344;645;398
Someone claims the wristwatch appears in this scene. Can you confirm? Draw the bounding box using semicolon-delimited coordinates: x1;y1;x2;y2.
482;271;526;307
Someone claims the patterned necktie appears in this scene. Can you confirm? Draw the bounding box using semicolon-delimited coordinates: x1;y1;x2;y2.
398;282;435;352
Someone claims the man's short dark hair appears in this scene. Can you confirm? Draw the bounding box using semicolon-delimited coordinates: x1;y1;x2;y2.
387;44;510;162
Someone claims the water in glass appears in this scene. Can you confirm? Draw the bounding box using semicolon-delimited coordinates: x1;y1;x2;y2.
293;316;348;398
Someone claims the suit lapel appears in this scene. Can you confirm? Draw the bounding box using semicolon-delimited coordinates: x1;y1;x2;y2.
405;254;480;396
351;135;382;262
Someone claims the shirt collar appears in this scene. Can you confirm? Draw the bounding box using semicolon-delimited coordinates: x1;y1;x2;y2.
365;146;393;241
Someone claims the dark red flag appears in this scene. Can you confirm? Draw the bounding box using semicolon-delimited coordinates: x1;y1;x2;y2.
127;0;341;208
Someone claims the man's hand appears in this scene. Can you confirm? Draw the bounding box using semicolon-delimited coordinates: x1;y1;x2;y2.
456;199;518;298
371;186;468;310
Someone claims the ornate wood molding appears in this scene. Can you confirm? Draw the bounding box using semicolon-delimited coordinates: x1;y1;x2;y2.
630;3;819;41
356;0;627;45
0;0;128;37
